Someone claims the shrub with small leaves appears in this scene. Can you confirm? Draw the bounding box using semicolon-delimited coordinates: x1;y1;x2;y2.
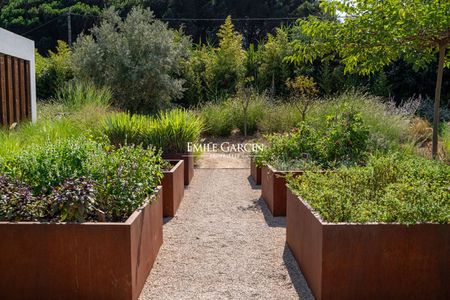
287;153;450;224
46;177;97;223
86;145;164;221
0;175;43;221
320;107;369;166
1;138;100;195
256;107;370;170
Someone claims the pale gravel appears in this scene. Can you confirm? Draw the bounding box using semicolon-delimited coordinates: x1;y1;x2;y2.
139;166;314;300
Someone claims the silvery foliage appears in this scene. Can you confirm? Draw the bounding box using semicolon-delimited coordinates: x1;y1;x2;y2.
72;7;189;113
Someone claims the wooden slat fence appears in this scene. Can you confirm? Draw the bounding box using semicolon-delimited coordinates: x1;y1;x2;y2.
0;53;32;126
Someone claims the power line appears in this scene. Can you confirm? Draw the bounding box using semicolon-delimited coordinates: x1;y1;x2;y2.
20;12;345;38
159;17;302;21
22;16;61;36
67;12;340;22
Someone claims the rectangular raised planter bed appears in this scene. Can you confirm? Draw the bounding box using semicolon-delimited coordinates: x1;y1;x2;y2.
250;157;261;185
286;188;450;300
162;159;185;217
163;152;194;185
261;165;303;216
0;188;164;300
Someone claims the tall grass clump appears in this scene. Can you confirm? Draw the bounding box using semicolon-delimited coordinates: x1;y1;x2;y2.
231;91;270;135
0;117;84;159
307;91;414;151
0;91;109;159
257;101;303;133
149;109;204;153
101;112;153;147
199;101;235;136
55;81;112;110
198;91;271;136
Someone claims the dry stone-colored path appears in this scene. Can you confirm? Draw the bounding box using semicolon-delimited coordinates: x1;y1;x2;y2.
140;164;314;299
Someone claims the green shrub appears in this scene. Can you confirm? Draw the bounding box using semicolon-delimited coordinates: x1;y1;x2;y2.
46;177;97;222
320;107;369;165
0;175;43;222
287;154;450;224
36;41;74;100
258;124;320;166
72;7;188;113
1;138;164;222
257;107;370;169
86;145;164;221
1;138;99;194
148;109;204;153
55;81;111;110
307;91;412;150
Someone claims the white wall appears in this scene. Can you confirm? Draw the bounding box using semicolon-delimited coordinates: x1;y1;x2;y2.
0;27;37;122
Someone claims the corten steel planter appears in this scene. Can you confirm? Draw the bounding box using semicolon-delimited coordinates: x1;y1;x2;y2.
163;152;194;185
250;157;261;185
162;159;185;217
261;165;303;216
286;188;450;300
0;187;164;300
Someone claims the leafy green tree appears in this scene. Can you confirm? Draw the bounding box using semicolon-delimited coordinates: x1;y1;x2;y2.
205;16;245;100
178;44;211;106
0;1;112;52
289;0;450;158
72;7;189;113
258;27;293;96
35;41;74;100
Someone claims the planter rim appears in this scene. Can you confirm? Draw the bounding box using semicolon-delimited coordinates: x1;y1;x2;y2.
163;159;184;173
265;164;306;175
265;164;328;174
163;152;193;157
288;187;447;227
0;186;162;226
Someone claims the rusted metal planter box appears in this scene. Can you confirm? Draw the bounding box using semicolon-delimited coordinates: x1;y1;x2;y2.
250;157;261;185
162;159;185;217
286;188;450;300
261;165;303;216
163;152;194;185
0;188;164;300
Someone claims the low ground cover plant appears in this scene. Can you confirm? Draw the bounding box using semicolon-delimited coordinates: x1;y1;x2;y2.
287;154;450;224
0;138;164;222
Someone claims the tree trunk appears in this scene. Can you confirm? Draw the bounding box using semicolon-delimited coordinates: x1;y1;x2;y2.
432;44;446;159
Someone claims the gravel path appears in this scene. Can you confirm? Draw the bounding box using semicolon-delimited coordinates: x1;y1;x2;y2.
139;168;314;300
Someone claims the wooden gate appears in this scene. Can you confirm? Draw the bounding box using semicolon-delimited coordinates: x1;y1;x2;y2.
0;53;32;126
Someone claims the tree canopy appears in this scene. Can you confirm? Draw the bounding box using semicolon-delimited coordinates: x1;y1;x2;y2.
0;0;322;52
289;0;450;158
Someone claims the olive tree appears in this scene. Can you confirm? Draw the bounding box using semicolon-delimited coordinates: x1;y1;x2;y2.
289;0;450;158
72;7;189;113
